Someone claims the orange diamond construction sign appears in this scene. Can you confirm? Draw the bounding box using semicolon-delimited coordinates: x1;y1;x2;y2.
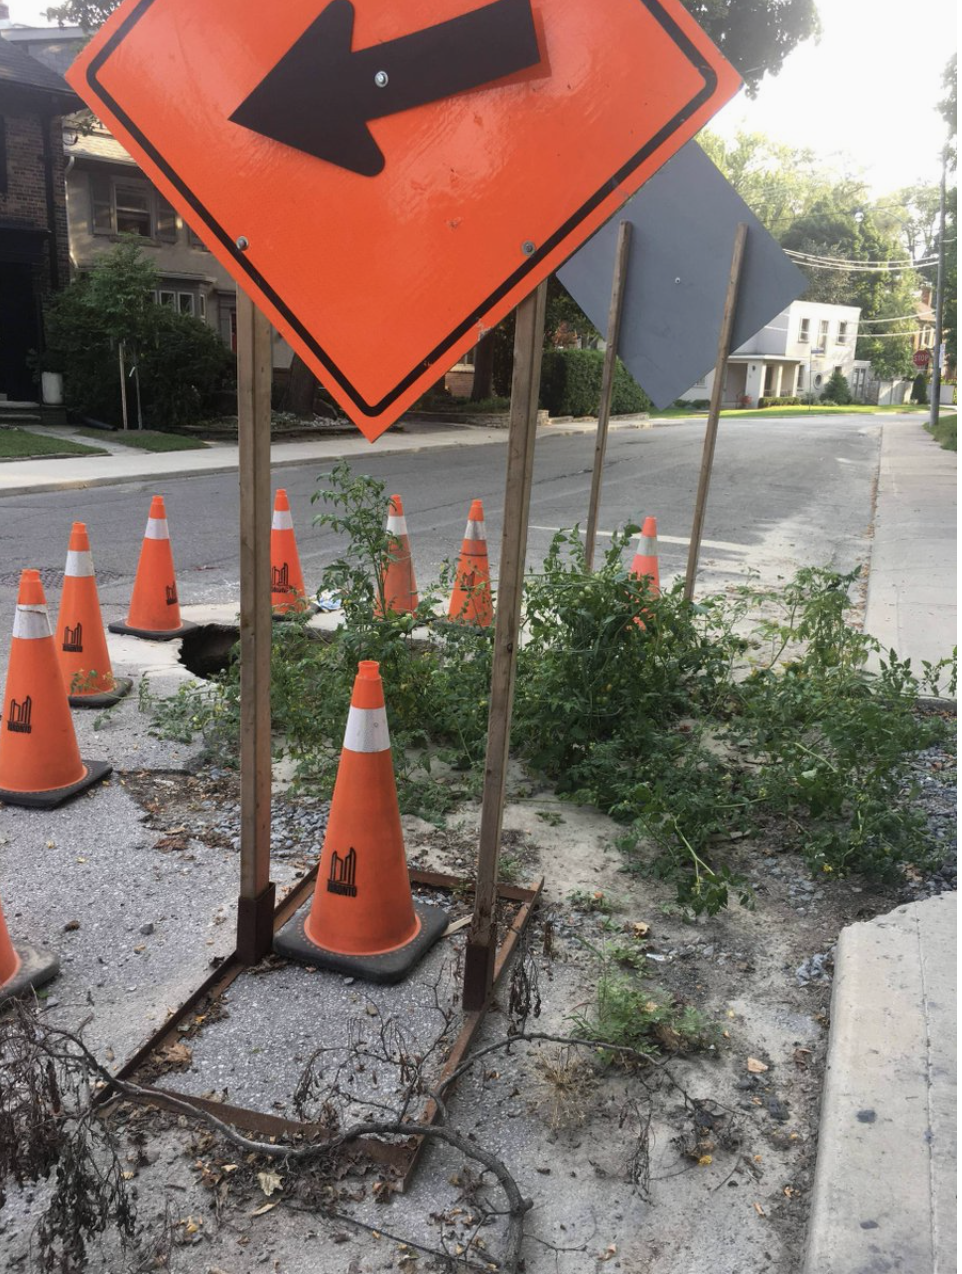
67;0;742;440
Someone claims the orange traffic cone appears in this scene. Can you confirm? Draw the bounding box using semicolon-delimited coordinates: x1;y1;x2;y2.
274;661;446;983
108;496;195;641
0;570;111;809
271;489;315;616
0;889;58;1006
378;495;418;616
448;499;494;627
55;522;133;708
631;516;660;596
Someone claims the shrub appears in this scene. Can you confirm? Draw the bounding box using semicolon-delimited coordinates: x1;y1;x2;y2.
539;348;651;416
911;372;929;404
42;240;234;429
757;396;802;409
820;369;853;405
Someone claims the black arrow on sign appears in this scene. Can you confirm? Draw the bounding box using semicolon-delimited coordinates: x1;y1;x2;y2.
229;0;542;177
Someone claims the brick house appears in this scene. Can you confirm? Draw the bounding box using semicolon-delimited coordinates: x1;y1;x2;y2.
0;31;77;403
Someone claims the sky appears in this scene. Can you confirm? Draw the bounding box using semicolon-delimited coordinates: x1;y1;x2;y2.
707;0;958;196
6;0;958;197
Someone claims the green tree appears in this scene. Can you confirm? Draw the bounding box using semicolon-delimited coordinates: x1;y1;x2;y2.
679;0;820;95
44;241;233;428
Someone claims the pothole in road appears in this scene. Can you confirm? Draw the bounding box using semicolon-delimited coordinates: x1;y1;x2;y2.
178;622;238;678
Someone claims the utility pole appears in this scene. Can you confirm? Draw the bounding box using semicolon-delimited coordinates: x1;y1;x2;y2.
928;146;948;431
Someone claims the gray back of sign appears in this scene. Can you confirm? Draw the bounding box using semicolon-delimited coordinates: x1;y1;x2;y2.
557;141;807;410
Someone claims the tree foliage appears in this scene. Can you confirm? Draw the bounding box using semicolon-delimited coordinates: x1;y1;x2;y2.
43;240;234;428
702;130;935;381
680;0;820;95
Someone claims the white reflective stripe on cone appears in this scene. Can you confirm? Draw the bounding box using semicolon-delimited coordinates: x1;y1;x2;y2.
386;516;408;536
12;605;50;640
272;509;294;530
144;518;170;540
342;705;391;753
636;536;657;555
463;519;487;541
65;550;95;578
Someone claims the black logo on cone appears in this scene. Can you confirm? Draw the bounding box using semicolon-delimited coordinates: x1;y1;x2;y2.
165;583;178;606
327;847;357;897
62;623;83;653
7;696;32;734
271;563;292;594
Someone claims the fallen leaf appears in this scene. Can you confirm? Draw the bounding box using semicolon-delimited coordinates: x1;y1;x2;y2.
753;1202;766;1217
160;1042;193;1069
631;921;650;938
698;1155;713;1166
747;1057;769;1074
251;1201;277;1217
257;1170;283;1197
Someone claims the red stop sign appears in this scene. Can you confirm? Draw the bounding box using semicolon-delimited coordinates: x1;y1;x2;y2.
913;348;931;368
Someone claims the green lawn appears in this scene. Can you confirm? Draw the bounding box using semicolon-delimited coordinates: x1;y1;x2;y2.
651;404;930;421
0;428;107;460
75;428;210;452
925;413;957;452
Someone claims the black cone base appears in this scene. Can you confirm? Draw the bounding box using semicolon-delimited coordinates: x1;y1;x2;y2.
0;758;112;810
0;942;60;1006
274;898;448;985
69;676;134;709
108;619;197;642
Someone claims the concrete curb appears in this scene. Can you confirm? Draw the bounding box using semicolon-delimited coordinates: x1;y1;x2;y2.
802;893;957;1274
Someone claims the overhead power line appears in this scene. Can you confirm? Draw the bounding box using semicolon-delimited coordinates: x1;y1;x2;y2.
784;252;937;273
786;248;938;267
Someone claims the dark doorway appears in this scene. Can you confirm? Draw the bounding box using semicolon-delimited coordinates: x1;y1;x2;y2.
0;262;41;402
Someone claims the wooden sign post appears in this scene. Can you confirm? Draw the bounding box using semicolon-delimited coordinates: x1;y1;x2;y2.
584;220;633;572
684;222;748;602
235;291;276;963
463;282;548;1012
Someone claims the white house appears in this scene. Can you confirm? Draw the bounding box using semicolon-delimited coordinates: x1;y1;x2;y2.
678;300;862;407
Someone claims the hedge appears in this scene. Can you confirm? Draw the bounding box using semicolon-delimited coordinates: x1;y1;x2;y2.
757;396;802;409
540;349;651;417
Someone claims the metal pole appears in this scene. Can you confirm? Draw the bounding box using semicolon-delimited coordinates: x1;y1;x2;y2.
463;281;547;1012
684;222;748;603
928;147;948;431
236;290;275;964
585;221;633;571
118;340;129;430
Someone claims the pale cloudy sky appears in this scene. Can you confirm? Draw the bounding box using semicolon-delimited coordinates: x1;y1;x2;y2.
708;0;958;196
7;0;958;196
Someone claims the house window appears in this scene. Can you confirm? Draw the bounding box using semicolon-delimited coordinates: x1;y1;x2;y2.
114;184;151;236
187;226;209;251
90;173;178;242
798;318;810;343
838;322;848;343
198;293;207;321
818;319;830;348
156;289;196;316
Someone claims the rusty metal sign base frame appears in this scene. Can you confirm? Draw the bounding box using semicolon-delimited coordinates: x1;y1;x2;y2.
97;867;543;1189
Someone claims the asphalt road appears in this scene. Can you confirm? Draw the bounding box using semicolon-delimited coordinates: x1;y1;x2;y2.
0;415;883;629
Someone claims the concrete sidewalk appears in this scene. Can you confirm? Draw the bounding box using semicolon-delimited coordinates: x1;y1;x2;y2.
805;416;957;1274
803;894;957;1274
864;416;958;681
